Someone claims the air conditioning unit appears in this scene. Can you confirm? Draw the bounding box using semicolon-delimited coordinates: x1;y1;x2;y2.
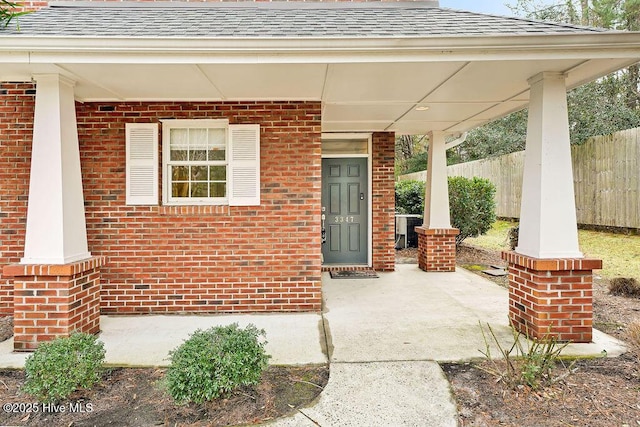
395;214;422;249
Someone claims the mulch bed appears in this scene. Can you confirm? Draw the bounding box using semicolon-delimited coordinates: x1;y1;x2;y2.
0;365;328;427
0;314;328;427
443;353;640;427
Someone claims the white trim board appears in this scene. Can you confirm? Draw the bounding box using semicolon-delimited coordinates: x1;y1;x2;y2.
321;133;373;268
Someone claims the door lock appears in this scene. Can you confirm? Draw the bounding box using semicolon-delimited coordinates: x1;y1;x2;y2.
360;193;365;200
321;211;327;244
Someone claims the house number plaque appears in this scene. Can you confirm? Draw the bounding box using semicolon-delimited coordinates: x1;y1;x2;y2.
334;216;355;223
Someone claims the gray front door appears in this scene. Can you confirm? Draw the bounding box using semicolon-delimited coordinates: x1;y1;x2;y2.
321;158;368;265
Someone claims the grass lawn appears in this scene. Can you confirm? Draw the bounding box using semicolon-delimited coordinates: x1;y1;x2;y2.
466;220;640;280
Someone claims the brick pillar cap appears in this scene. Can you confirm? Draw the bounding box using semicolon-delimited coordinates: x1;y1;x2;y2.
3;256;106;278
415;227;460;236
502;251;602;271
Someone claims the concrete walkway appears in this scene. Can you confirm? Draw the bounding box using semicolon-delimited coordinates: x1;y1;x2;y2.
266;266;624;427
0;265;626;426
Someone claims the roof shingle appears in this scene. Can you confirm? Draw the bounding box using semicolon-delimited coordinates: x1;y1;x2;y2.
1;2;607;38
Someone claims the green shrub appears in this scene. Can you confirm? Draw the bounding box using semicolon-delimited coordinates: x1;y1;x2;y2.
448;176;497;246
166;323;270;404
395;180;425;214
23;333;106;403
394;176;496;245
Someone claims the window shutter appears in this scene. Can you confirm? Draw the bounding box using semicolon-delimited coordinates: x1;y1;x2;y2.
125;123;158;205
229;124;260;206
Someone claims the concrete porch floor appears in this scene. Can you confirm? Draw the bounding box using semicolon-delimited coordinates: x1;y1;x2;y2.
0;265;625;368
0;265;626;426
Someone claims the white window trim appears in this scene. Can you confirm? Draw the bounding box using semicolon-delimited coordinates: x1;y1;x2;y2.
162;119;230;206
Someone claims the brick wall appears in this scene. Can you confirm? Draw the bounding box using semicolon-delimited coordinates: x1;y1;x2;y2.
371;132;395;271
0;82;34;315
416;227;459;272
76;101;323;314
4;257;104;350
1;87;397;314
502;252;601;343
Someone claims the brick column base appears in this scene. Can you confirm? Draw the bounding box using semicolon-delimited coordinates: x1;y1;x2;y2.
502;252;601;343
3;257;105;351
416;227;459;272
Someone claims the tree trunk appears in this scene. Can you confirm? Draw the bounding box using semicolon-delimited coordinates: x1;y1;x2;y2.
580;0;590;25
625;63;640;109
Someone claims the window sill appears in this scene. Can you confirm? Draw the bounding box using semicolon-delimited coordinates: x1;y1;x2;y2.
157;205;231;216
164;198;228;206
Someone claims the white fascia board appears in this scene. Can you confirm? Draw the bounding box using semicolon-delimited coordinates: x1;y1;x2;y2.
1;32;640;64
0;52;30;63
14;48;640;67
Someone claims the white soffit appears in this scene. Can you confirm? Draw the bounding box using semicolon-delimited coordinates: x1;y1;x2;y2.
386;121;459;134
445;121;489;134
323;62;468;103
62;63;224;100
424;59;584;103
322;121;393;132
198;63;326;100
471;100;530;121
322;103;411;122
565;57;640;88
400;102;499;122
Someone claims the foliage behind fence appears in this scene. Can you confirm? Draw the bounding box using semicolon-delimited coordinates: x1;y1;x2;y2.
401;127;640;230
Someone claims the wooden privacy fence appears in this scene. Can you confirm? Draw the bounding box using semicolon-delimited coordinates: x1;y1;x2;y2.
400;127;640;230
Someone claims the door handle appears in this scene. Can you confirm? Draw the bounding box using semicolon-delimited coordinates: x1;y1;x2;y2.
321;212;326;244
360;193;365;200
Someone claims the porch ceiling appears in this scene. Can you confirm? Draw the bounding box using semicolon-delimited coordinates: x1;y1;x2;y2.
2;54;637;135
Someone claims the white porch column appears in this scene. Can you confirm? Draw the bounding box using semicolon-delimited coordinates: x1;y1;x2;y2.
423;131;451;228
516;72;582;259
21;74;91;264
417;131;458;272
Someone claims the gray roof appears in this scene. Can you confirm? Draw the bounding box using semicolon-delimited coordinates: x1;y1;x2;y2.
2;1;607;38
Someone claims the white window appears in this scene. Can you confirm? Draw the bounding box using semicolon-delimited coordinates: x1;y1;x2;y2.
163;119;228;205
125;120;260;207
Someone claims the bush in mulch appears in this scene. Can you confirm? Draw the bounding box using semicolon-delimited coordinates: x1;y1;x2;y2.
23;333;106;403
166;323;270;404
608;277;640;298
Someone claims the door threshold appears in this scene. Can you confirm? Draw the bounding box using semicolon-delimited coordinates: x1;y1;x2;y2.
322;265;372;272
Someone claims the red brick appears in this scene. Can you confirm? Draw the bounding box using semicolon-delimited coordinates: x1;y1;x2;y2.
371;132;396;272
2;89;398;319
503;251;600;343
6;258;103;351
416;227;459;272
